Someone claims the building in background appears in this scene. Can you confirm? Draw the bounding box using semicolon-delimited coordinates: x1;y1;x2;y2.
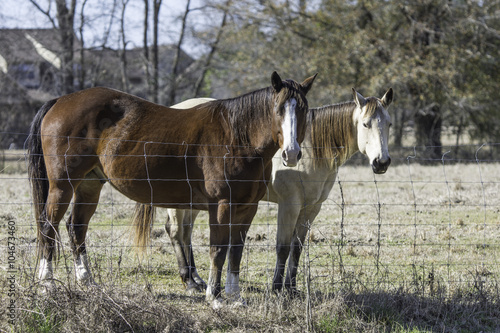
0;28;197;148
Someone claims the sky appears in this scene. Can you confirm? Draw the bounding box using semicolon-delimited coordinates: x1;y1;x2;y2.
0;0;208;56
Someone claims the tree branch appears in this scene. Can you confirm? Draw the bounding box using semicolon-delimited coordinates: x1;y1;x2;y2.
29;0;57;28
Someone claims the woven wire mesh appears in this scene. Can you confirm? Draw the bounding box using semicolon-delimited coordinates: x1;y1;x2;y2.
1;141;499;303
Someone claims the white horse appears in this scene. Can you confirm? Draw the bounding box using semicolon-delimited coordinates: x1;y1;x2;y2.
154;88;393;293
268;88;393;291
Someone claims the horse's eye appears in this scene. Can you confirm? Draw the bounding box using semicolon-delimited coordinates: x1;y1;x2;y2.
389;123;393;127
279;106;286;115
363;122;369;128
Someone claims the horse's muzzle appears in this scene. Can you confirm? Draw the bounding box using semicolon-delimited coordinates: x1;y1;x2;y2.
372;157;391;174
282;149;302;167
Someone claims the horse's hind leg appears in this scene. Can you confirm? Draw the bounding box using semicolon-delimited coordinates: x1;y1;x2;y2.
166;208;203;292
272;199;302;292
38;180;77;287
181;209;206;289
36;134;99;289
65;171;104;285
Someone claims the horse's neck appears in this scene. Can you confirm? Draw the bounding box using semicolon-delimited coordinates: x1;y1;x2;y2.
309;103;359;171
241;98;277;154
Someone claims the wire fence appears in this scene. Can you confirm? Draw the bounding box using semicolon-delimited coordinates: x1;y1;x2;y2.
0;140;499;304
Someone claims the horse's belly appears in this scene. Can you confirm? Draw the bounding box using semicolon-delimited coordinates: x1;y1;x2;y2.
108;177;209;209
100;153;209;209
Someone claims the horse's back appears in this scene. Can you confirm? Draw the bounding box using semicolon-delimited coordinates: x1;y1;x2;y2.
40;87;214;147
41;87;141;139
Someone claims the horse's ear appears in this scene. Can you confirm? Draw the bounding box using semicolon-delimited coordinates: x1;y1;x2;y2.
271;71;283;92
352;88;366;108
300;73;318;96
381;88;393;108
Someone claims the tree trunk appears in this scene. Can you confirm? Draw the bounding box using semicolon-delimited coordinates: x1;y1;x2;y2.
55;0;76;94
78;0;88;90
194;1;230;97
119;0;130;92
166;0;190;106
415;105;442;161
392;107;406;147
152;0;162;103
143;0;151;99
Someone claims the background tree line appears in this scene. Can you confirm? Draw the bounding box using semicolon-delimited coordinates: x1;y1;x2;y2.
1;0;499;161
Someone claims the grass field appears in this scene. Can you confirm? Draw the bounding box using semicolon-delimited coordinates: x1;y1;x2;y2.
0;149;499;332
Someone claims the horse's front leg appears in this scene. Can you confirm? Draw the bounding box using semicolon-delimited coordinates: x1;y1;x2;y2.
285;203;322;291
225;204;258;305
272;199;302;292
66;174;104;286
206;200;231;308
165;208;203;292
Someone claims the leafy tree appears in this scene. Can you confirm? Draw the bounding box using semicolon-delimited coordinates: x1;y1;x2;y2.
451;0;500;146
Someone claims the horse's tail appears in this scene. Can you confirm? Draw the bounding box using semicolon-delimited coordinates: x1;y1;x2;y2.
26;99;58;245
132;203;156;255
27;99;59;260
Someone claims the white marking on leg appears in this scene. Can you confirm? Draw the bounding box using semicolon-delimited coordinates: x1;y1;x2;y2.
75;252;93;284
38;258;53;280
193;270;206;288
225;271;240;299
206;272;216;301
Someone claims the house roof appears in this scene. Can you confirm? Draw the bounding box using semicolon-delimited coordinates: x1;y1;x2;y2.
0;28;86;73
0;28;197;101
0;28;194;74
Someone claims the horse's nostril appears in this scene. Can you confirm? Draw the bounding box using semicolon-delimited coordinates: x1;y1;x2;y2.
297;151;302;161
282;150;287;161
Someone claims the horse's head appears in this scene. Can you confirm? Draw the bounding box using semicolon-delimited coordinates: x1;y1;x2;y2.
271;71;317;167
352;88;393;174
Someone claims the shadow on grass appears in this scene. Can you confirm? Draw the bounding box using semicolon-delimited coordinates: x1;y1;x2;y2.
310;289;500;333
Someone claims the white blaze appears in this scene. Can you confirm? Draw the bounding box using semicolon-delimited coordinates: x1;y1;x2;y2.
281;98;301;166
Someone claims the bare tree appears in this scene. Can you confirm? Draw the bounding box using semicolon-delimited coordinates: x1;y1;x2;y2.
194;0;230;97
78;0;89;90
166;0;190;106
152;0;162;103
87;0;118;87
119;0;130;92
30;0;77;94
143;0;151;99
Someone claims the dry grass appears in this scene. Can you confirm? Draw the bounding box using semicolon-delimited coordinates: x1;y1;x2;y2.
1;149;499;332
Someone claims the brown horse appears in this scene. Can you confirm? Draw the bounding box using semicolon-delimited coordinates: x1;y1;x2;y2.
27;71;316;307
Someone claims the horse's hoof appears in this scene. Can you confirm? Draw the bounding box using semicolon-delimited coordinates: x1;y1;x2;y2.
211;298;225;310
272;284;283;294
229;297;247;308
284;287;301;298
78;276;97;286
186;283;204;295
39;279;56;294
195;279;207;290
79;280;99;290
